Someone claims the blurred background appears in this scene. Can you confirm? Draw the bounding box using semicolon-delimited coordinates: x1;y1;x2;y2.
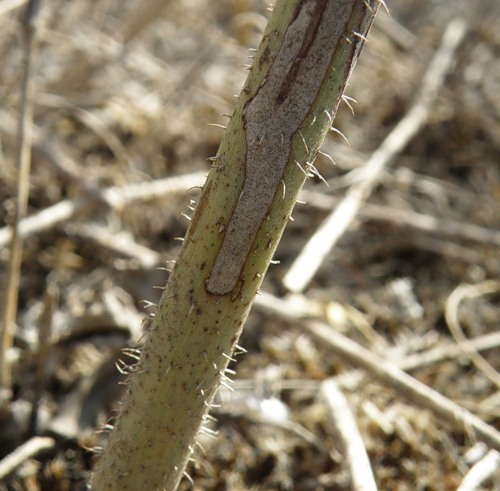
0;0;499;489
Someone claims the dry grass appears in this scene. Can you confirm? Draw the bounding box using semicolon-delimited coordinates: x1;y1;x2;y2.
0;0;499;490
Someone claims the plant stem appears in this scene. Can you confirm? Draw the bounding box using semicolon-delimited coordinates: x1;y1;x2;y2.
90;1;379;489
1;0;41;393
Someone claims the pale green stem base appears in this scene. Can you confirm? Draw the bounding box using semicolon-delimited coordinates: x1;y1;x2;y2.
90;1;379;489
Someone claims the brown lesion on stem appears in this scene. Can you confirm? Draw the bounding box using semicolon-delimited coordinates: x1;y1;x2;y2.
277;0;328;104
206;0;356;296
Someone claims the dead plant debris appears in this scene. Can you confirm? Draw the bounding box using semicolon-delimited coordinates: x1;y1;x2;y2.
0;1;499;490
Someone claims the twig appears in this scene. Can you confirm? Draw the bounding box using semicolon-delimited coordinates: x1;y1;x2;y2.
0;172;206;250
321;379;378;491
457;450;500;491
0;0;40;391
228;330;500;396
300;189;500;248
65;223;161;269
283;18;468;293
254;291;500;451
445;281;500;389
0;436;56;479
408;235;481;264
374;11;416;52
308;320;500;450
399;331;500;372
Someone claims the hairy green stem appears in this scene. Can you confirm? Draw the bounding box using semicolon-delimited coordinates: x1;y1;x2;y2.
90;1;379;489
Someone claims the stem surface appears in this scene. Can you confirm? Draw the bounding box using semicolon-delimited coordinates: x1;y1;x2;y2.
90;1;379;489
